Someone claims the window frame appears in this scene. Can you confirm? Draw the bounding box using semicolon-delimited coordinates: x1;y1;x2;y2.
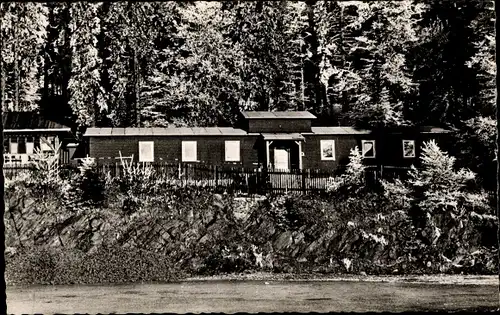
26;137;34;154
40;136;54;152
17;137;27;154
402;139;416;158
361;140;376;158
182;141;198;162
225;140;241;162
9;137;18;154
320;139;336;161
138;141;155;162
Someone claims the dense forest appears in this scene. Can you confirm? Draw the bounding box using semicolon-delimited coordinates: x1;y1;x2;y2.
0;1;496;187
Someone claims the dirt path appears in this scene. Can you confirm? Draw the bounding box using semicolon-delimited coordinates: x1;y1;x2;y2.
7;276;499;314
185;272;499;285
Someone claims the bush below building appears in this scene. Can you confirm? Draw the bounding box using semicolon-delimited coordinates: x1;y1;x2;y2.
5;145;498;285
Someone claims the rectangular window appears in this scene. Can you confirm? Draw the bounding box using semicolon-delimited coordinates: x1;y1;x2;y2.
403;140;416;158
9;138;18;154
320;140;335;160
40;136;54;152
138;141;154;162
362;140;376;158
17;137;26;154
182;141;197;162
26;137;34;154
225;140;240;162
3;138;8;154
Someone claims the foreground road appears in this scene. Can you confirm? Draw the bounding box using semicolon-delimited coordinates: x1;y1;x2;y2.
7;277;498;314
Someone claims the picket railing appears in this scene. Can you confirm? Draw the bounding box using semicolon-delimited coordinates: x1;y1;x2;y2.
3;162;410;195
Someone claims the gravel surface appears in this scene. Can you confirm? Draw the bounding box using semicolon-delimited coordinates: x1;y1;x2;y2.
185;272;499;286
7;277;498;314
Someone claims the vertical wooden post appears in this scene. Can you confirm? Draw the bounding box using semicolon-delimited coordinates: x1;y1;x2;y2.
301;168;306;194
308;168;311;190
298;141;303;170
266;140;270;169
215;165;218;187
256;167;260;195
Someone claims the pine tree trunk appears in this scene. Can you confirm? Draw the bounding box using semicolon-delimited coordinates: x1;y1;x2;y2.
98;1;111;126
305;0;321;114
62;3;71;105
0;24;5;112
43;4;54;105
134;48;140;127
300;39;306;111
339;3;349;114
93;90;99;127
13;47;19;111
13;5;19;111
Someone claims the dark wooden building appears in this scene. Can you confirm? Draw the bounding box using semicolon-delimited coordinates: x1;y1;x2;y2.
82;111;450;171
3;112;77;165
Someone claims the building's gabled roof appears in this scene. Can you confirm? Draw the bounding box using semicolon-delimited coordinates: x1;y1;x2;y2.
241;111;317;119
3;111;71;132
417;126;450;134
85;125;450;137
309;126;450;135
84;127;248;137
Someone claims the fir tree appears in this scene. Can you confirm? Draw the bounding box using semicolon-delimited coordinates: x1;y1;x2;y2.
67;2;105;128
0;3;48;111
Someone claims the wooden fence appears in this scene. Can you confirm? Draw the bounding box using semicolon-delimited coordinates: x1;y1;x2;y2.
3;162;410;195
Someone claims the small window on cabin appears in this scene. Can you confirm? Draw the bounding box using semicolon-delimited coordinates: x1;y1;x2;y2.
182;141;197;162
26;137;34;154
138;141;154;162
225;141;240;162
320;140;335;160
403;140;416;158
40;136;54;152
3;138;8;154
362;140;376;158
9;138;18;154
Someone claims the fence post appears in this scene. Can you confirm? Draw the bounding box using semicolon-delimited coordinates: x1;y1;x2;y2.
184;164;187;186
214;165;218;187
301;168;306;194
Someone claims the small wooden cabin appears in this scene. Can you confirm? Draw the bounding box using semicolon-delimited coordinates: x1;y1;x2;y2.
3;112;76;165
82;111;450;171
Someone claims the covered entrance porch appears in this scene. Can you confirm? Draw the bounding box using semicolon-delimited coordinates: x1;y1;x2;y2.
262;133;304;170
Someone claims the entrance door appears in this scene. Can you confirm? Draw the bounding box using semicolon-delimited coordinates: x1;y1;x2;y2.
274;148;289;170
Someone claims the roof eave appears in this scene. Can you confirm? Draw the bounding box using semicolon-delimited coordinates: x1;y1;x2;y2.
4;128;71;133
